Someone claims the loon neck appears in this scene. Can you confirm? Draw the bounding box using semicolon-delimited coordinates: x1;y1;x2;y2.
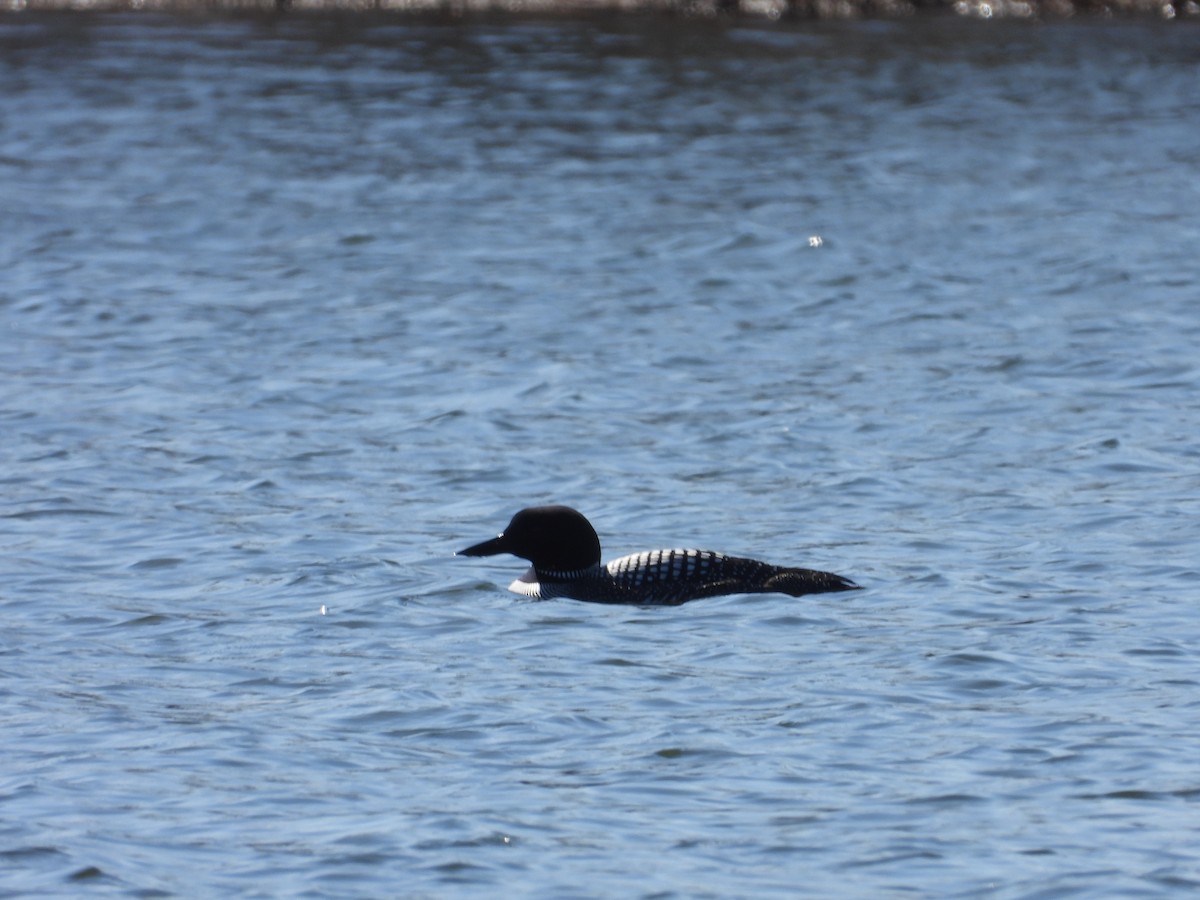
534;563;604;582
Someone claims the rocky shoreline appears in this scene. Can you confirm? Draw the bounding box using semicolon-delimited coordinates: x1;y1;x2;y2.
5;0;1196;18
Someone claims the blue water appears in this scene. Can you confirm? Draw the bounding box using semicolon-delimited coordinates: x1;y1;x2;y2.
3;13;1200;897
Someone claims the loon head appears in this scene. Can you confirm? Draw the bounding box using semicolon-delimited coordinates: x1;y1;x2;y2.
459;505;602;573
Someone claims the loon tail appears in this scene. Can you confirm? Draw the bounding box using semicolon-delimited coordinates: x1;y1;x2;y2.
766;567;860;597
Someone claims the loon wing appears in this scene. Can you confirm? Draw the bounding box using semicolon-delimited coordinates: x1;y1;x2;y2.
605;549;858;605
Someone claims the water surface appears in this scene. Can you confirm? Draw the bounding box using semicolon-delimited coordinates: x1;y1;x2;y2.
2;14;1200;897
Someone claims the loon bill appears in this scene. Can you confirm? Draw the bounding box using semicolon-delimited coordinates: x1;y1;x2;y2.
458;505;860;606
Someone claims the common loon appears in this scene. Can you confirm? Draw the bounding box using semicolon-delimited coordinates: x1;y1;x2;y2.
458;505;859;606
